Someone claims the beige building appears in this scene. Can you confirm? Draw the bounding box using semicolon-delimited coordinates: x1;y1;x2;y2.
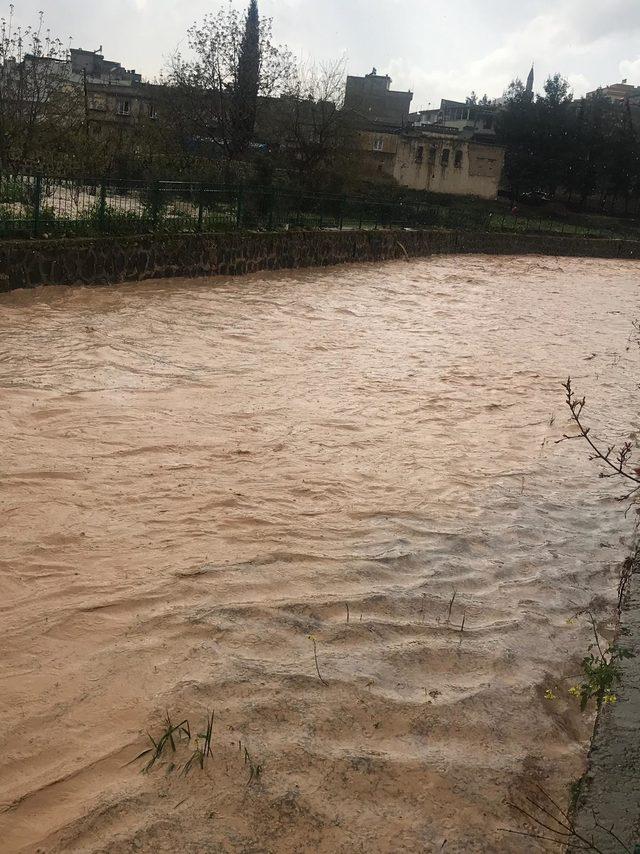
345;69;413;127
13;47;159;141
586;79;640;103
410;99;498;141
360;128;505;200
70;48;142;86
85;83;159;138
69;48;160;139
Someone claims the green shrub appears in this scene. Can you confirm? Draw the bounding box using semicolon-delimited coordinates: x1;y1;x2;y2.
0;179;30;205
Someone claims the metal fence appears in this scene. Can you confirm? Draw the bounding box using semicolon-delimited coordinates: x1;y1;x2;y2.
0;172;634;240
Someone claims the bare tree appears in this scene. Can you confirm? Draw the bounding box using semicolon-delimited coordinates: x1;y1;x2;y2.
0;6;83;170
165;1;294;164
271;57;358;191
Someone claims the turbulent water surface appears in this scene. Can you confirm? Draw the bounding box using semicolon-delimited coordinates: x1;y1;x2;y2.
1;255;639;853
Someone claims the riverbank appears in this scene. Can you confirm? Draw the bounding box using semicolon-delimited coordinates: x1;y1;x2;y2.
569;553;640;853
2;228;640;292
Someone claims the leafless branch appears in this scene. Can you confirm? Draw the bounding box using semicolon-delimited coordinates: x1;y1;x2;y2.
505;784;632;854
557;378;640;490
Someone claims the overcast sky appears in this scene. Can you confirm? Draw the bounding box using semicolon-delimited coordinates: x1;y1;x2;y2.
12;0;640;107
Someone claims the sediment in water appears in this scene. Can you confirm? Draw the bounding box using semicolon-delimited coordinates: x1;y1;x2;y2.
1;255;638;852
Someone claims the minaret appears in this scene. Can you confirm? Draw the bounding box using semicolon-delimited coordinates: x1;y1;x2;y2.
526;64;534;97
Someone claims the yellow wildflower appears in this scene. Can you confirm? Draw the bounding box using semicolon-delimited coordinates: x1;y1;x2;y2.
569;686;581;698
545;689;557;701
603;693;617;705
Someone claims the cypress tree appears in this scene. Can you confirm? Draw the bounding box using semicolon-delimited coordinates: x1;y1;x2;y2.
230;0;260;158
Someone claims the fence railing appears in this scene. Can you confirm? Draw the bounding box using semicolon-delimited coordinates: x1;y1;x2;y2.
0;172;635;241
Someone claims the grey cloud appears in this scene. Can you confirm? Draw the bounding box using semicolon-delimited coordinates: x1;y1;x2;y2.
10;0;640;105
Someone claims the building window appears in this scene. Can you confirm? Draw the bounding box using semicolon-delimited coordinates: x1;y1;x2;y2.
116;99;131;116
429;146;437;163
454;150;463;168
88;95;106;112
372;137;384;151
415;145;424;164
148;104;158;119
441;149;450;167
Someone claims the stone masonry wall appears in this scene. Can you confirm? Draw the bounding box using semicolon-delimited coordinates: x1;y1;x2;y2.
1;228;640;293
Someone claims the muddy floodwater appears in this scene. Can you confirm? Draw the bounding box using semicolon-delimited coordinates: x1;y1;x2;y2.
1;255;639;853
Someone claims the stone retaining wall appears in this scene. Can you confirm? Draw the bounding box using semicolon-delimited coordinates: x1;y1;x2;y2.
1;228;640;292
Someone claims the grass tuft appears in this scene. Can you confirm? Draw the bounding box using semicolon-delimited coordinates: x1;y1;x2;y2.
129;712;191;773
183;711;214;775
243;746;263;785
446;591;457;623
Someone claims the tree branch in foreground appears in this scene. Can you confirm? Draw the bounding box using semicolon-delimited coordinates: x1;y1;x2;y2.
557;377;640;502
501;784;633;852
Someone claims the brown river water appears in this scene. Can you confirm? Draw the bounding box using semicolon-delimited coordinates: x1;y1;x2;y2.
0;255;638;853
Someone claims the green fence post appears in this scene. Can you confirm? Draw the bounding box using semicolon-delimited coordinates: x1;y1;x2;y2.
98;178;107;232
150;180;162;230
32;174;43;238
197;182;205;232
236;185;244;230
267;191;274;230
